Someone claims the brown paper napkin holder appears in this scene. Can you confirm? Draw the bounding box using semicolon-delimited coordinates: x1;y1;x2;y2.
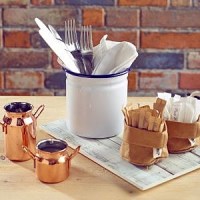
166;119;200;153
120;123;169;167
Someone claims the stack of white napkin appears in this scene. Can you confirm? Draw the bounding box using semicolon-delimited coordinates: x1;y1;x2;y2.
158;92;200;123
93;35;138;75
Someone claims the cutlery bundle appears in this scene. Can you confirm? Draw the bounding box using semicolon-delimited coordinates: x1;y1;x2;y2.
35;18;138;76
35;18;94;75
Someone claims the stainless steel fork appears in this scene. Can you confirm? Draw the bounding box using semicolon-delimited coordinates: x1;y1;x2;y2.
80;25;94;75
65;19;86;74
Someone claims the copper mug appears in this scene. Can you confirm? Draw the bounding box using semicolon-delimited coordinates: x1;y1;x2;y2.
23;139;80;183
1;102;45;161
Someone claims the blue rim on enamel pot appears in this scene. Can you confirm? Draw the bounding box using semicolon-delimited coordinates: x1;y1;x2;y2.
63;67;130;78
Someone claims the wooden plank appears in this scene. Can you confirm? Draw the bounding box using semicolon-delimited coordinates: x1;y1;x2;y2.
157;153;200;174
192;147;200;156
41;119;200;190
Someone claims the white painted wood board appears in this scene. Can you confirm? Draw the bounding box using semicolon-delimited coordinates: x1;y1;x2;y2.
40;119;200;190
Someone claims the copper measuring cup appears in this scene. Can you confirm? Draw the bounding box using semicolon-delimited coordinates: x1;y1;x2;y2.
1;102;45;161
23;139;80;183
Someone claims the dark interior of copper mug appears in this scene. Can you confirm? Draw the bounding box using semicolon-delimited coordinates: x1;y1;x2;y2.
4;102;33;113
38;139;68;153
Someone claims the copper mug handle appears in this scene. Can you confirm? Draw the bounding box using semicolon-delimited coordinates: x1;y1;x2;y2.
69;146;81;161
33;105;45;119
22;104;45;146
0;121;5;133
22;145;38;160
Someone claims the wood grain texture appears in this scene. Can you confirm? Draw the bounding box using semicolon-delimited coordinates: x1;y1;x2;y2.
0;96;200;200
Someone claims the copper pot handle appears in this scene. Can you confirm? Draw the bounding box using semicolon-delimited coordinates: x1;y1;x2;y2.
69;146;81;161
33;105;45;119
22;146;40;168
0;122;5;132
22;145;37;160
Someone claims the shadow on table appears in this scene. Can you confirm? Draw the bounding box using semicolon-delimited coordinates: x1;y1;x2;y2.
13;152;143;199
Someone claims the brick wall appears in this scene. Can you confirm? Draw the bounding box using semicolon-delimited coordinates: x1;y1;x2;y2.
0;0;200;96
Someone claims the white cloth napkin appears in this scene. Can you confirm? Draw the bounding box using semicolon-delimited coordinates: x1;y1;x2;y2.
92;35;138;75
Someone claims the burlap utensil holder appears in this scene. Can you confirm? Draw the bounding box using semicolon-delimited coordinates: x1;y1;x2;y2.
120;123;168;167
166;119;200;153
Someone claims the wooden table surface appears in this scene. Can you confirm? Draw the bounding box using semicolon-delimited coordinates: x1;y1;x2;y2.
0;96;200;200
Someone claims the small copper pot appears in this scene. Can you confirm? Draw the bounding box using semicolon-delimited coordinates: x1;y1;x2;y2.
23;139;80;183
1;102;45;161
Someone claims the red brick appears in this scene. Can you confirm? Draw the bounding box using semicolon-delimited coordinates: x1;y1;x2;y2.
52;53;61;69
5;71;44;89
0;50;49;68
139;72;178;90
0;89;54;96
3;8;78;27
141;32;200;49
118;0;167;6
0;0;28;6
0;29;2;48
4;31;31;48
106;8;139;27
83;8;105;27
0;90;31;96
180;73;200;89
32;90;54;96
0;72;4;89
128;71;137;91
31;0;53;5
142;10;200;28
92;30;138;47
188;52;200;69
0;9;2;26
171;0;192;6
